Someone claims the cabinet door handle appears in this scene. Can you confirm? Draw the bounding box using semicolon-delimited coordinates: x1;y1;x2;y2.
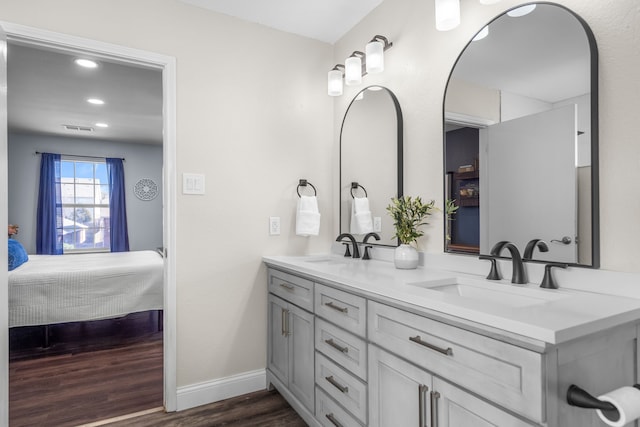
325;375;349;394
325;301;348;313
418;384;429;427
431;391;441;427
279;283;295;291
281;309;290;336
409;335;453;356
325;413;344;427
325;338;348;353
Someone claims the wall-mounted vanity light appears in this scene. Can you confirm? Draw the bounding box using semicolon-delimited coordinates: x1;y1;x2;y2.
327;35;393;97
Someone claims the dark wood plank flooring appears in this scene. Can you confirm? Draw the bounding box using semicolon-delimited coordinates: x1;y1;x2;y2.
9;312;163;427
104;389;307;427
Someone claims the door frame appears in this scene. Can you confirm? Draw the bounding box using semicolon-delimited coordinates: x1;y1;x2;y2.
0;21;178;416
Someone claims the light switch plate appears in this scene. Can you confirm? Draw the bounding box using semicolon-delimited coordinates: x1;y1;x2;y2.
269;217;281;235
183;173;205;195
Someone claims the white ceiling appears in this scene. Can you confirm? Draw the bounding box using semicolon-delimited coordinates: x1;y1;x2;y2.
177;0;384;44
7;42;163;145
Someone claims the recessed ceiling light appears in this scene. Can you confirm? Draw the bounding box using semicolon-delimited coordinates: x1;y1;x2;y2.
75;58;98;68
87;98;105;105
95;122;109;128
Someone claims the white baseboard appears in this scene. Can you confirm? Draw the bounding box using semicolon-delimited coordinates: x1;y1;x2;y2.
176;369;266;411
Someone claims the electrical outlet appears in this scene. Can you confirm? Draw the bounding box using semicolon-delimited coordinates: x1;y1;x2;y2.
373;217;382;232
269;217;281;235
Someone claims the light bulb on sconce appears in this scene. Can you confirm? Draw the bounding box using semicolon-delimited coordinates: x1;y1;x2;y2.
328;65;344;97
435;0;460;31
345;52;365;86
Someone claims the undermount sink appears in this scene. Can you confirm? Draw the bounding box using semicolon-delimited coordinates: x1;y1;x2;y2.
407;277;569;308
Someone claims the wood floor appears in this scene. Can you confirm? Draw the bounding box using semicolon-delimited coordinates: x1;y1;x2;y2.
102;389;307;427
9;312;163;427
9;311;306;427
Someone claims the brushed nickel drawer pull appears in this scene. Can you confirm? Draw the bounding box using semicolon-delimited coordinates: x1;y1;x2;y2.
418;384;429;427
325;375;349;394
325;338;349;353
325;301;348;313
409;335;453;356
325;413;344;427
281;308;287;336
431;391;441;427
279;283;295;291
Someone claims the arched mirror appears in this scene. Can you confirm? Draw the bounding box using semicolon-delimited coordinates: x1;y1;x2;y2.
443;3;599;267
340;85;403;246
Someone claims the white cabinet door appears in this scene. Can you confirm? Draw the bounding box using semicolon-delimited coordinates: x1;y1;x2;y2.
433;377;533;427
268;294;289;386
288;303;315;411
369;345;432;427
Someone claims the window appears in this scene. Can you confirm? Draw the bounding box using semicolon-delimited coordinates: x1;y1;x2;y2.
59;158;110;252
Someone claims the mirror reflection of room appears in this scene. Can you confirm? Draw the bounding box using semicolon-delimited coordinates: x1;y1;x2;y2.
444;3;596;266
340;86;403;247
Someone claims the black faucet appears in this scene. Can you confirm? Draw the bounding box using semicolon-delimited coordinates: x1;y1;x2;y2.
336;233;360;259
490;241;527;284
362;232;380;260
540;263;568;289
523;239;549;260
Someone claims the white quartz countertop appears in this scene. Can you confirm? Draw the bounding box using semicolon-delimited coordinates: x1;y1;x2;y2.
263;254;640;345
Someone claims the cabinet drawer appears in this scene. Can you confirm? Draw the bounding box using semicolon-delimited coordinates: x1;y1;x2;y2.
268;268;313;311
315;283;366;337
368;301;544;423
316;352;367;424
316;387;363;427
316;318;367;380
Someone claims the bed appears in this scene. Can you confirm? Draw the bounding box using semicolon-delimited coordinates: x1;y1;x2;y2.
8;250;163;328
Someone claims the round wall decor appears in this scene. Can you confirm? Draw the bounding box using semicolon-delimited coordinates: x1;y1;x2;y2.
134;178;159;201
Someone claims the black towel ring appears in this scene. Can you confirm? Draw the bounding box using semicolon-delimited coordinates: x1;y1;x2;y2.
297;179;317;198
350;182;368;198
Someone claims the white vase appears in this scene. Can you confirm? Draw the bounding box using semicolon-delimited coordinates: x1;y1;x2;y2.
394;244;419;269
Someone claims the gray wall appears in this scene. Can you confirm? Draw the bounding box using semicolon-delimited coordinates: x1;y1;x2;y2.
8;132;162;253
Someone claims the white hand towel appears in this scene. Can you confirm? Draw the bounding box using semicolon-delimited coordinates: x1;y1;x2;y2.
296;195;321;236
350;197;373;235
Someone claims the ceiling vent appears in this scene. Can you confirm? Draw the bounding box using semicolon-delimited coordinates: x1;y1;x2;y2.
63;124;94;132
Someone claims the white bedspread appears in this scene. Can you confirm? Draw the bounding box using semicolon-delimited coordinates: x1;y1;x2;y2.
8;250;164;327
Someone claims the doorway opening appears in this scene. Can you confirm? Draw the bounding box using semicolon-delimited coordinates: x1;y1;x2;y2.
1;21;177;424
